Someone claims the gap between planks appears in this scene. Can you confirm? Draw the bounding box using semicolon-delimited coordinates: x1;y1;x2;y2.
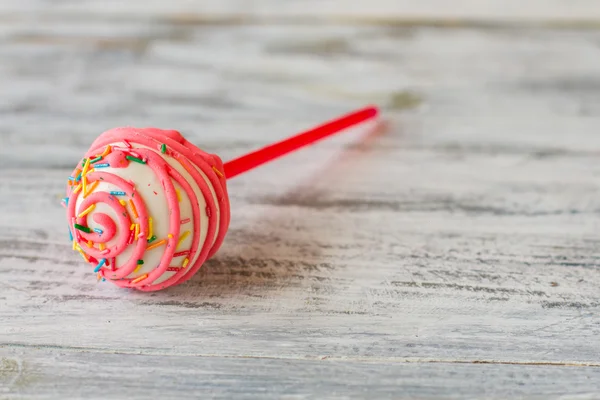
2;343;600;368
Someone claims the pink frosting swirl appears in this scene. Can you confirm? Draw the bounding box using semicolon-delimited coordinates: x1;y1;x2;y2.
65;128;230;291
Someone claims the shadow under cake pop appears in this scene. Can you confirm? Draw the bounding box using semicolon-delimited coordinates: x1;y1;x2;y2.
167;119;390;298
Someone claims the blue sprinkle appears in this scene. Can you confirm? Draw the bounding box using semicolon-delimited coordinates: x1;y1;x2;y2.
68;227;73;241
94;259;107;273
95;163;110;168
102;278;106;282
110;191;126;196
68;176;75;181
63;197;69;205
76;173;82;181
94;228;104;235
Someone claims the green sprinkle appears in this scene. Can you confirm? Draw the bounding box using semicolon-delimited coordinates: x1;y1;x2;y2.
147;235;157;243
74;224;92;233
161;144;167;154
81;159;87;167
90;156;103;164
126;155;146;164
137;260;144;265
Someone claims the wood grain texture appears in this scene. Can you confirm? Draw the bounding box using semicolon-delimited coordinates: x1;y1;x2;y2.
2;347;600;400
1;1;600;398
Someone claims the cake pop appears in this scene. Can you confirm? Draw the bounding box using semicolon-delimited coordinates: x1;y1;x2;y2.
64;106;379;291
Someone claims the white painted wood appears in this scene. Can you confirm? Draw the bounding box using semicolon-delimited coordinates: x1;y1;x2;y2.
2;0;600;22
2;347;600;400
2;3;600;398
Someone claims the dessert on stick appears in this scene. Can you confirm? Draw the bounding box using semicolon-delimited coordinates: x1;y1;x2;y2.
64;106;379;291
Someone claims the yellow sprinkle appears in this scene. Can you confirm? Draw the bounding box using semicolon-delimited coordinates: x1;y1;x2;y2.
212;166;224;178
135;224;140;240
129;199;139;219
133;264;142;274
82;176;88;195
101;145;112;157
182;258;190;268
73;184;82;194
130;223;135;231
132;274;148;284
177;231;191;248
73;239;78;251
77;247;89;262
175;189;182;203
97;272;102;281
99;243;106;251
146;239;167;251
77;204;96;218
86;240;93;248
148;218;153;239
82;158;91;176
84;181;100;198
168;234;173;239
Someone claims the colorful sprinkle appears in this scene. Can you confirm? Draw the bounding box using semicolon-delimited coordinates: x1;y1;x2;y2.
123;139;132;148
68;227;73;241
94;228;104;235
146;239;167;251
173;250;190;258
135;224;140;240
82;158;91;176
82;176;88;195
101;145;112;157
77;248;89;262
84;181;100;198
161;143;167;154
99;243;106;251
94;163;110;168
137;260;144;265
168;234;173;239
130;223;135;231
86;240;93;248
147;235;157;243
90;156;103;164
212;166;224;178
167;267;181;272
110;191;126;196
93;259;107;273
182;258;190;268
131;274;148;284
74;224;92;233
133;265;143;274
180;218;190;225
76;173;82;181
129;199;139;218
126;155;146;164
177;231;191;248
73;184;82;194
175;189;182;203
77;204;96;218
120;200;127;206
148;217;153;239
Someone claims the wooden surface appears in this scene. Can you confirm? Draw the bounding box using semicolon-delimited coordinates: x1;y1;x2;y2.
2;1;600;399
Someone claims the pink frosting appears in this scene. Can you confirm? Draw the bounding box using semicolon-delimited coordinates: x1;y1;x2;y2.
66;128;231;291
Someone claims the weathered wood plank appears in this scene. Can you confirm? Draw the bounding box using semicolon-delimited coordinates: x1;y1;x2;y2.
2;3;600;398
2;0;600;22
2;347;600;400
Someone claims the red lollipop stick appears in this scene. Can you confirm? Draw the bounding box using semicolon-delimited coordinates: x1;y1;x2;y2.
223;105;379;179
